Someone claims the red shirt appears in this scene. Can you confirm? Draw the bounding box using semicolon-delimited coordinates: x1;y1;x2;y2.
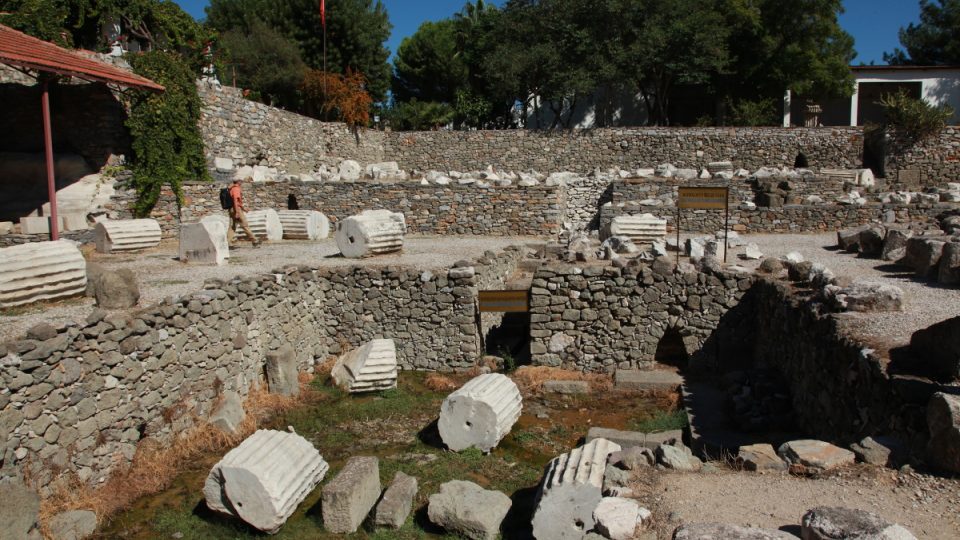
229;184;244;211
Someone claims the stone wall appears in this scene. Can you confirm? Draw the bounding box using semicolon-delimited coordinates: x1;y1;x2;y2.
0;248;522;490
528;261;754;372
385;128;864;173
601;202;952;234
144;180;565;238
886;128;960;188
197;83;386;174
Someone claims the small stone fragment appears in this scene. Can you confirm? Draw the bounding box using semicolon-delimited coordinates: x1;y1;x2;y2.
322;456;381;534
428;480;512;540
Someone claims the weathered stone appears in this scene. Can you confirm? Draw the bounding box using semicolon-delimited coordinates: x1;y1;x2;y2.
439;373;522;452
532;438;621;540
0;477;39;539
338;159;362;181
209;391;245;435
857;227;885;257
94;219;161;253
801;506;916;540
673;523;796;539
926;392;960;474
179;221;229;265
609;445;656;470
87;264;140;309
592;497;648;540
850;436;906;467
938;242;960;285
322;456;381;534
331;339;398;393
428;480;512;540
824;281;903;312
910;315;960;382
543;380;590;394
656;442;702;471
277;210;330;240
27;322;58;341
737;443;788;472
837;226;869;252
777;439;855;474
47;509;97;540
587;427;681;451
335;210;406;258
881;229;913;262
758;257;784;274
374;471;418;529
246;209;284;241
605;214;667;246
902;236;946;278
0;241;87;308
265;345;299;396
204;429;328;533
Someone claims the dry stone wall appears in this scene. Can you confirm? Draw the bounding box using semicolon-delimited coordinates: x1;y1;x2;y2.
143;181;565;238
0;248;521;491
385;128;864;173
529;262;754;372
197;83;386;174
886;128;960;188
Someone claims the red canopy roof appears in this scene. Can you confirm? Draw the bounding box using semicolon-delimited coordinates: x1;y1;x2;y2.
0;23;164;92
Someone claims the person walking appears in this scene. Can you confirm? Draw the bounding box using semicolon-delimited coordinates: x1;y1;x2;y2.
227;178;260;247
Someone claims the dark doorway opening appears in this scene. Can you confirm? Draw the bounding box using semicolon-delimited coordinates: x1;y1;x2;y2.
654;327;689;370
484;312;531;369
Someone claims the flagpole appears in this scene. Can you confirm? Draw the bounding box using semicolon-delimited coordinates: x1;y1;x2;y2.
322;0;327;113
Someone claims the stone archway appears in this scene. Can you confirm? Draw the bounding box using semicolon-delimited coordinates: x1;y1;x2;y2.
654;326;690;370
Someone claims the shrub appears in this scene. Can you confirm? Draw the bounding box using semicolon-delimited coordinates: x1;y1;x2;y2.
880;88;953;142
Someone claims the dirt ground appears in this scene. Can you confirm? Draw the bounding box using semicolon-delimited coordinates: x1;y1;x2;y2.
647;465;960;539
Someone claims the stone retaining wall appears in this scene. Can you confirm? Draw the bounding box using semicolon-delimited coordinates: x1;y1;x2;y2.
886;128;960;188
144;180;565;238
0;248;521;491
601;202;952;234
528;262;754;372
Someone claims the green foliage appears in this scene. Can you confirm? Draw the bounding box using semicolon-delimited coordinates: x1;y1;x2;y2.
385;99;455;131
454;89;493;129
0;0;208;53
218;19;306;107
629;409;689;433
392;19;467;103
126;51;209;217
727;97;780;126
886;0;960;65
879;88;954;142
206;0;392;101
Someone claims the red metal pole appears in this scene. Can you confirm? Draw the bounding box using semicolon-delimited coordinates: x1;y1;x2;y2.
41;78;60;241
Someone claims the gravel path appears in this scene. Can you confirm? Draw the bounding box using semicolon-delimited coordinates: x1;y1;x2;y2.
654;466;960;539
0;235;538;343
728;233;960;352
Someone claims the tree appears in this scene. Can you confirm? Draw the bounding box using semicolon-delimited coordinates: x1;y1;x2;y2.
206;0;392;101
301;69;373;128
392;19;467;103
719;0;855;108
886;0;960;65
0;0;207;53
218;19;307;108
385;99;455;130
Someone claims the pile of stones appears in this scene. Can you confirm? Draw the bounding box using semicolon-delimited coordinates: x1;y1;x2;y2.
767;252;906;313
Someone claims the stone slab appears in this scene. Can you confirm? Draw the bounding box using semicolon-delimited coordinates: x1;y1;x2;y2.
428;480;511;540
543;380;590;394
374;471;418;529
586;426;682;451
614;369;683;392
322;456;381;534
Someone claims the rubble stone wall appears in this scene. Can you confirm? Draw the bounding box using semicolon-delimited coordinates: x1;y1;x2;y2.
886;128;960;188
0;248;521;491
600;202;952;234
385;128;865;173
140;181;565;238
197;83;387;173
528;263;754;372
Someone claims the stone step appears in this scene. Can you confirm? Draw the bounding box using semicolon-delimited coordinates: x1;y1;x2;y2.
614;369;683;392
585;426;683;450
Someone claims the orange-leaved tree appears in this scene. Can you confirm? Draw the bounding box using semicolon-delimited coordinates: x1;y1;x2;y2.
301;68;372;129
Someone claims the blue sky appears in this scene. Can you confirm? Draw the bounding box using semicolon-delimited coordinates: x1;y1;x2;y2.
173;0;921;65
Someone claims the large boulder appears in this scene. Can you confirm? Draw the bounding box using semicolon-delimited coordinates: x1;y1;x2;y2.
938;242;960;285
737;443;788;472
428;480;512;540
800;506;916;540
881;229;913;262
86;263;140;309
777;440;855;474
837;226;869;252
857;227;885;258
926;392;960;474
909;316;960;382
823;281;903;312
902;237;946;278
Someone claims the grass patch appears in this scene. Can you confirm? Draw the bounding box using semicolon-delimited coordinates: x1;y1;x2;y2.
628;409;689;433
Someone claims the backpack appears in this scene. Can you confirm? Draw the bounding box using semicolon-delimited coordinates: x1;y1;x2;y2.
219;187;234;210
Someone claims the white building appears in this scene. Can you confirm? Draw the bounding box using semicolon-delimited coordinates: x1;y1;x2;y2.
784;65;960;127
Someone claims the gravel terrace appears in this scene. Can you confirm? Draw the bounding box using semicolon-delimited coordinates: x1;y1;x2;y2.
0;235;539;343
729;232;960;353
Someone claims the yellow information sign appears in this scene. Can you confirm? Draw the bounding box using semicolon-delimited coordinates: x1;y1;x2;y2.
677;187;729;209
479;290;529;313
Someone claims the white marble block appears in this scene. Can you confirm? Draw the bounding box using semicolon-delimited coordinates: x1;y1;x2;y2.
19;216;50;234
532;438;623;540
335;210;406;258
94;219;161;253
607;214;667;245
821;168;875;188
331;339;398;393
277;210;330;240
203;429;329;534
179;220;229;265
246;209;284;241
438;373;522;453
0;240;87;308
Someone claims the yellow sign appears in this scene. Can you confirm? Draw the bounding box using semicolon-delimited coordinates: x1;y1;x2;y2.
677;187;729;209
479;290;529;313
